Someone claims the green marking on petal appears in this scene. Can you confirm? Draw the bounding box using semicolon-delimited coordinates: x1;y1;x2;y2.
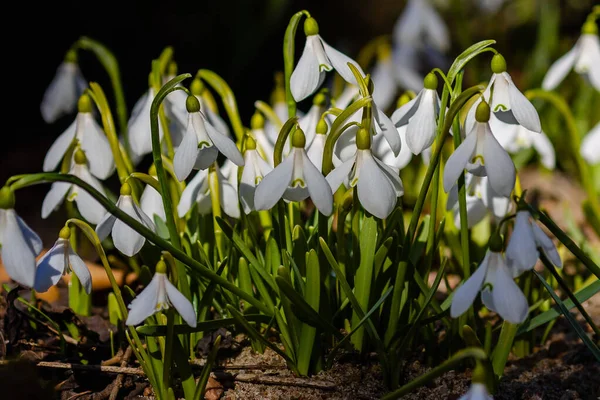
494;104;508;112
198;141;211;149
472;155;485;165
291;178;306;188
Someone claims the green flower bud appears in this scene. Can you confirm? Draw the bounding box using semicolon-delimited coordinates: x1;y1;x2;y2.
148;164;157;176
59;226;71;240
291;128;306;148
396;92;412;108
488;232;504;252
168;61;178;77
74;149;87;165
190;78;205;96
246;136;257;151
471;363;487;384
78;94;93;114
475;100;491;123
424;72;438;90
120;182;132;196
64;49;78;63
316;118;328;135
582;20;598;35
356;127;371;150
186;95;201;113
0;186;16;209
491;54;507;74
304;17;319;36
251;112;265;129
156;259;168;274
313;92;327;106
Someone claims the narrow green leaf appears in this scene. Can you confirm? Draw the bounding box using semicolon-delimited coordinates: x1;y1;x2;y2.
136;315;271;336
447;40;496;84
297;250;321;375
194;336;221;400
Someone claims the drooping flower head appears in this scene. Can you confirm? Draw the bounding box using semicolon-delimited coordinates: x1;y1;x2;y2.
96;182;156;257
173;95;244;181
126;260;197;327
41;49;87;124
240;136;273;214
255;128;333;215
306;118;328;171
128;80;163;159
444;100;516;198
326;127;404;219
43;94;115;180
140;164;166;223
393;0;450;53
581;122;600;165
290;17;365;102
34;226;92;294
42;149;108;224
0;186;42;288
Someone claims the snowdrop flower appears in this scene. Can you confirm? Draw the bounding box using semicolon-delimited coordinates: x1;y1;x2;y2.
501;125;556;169
128;86;163;159
326;127;404;219
34;226;91;294
140;165;166;223
255;128;333;215
459;383;493;400
177;164;240;219
42;150;108;224
0;186;42;288
299;93;327;147
391;72;441;155
542;20;600;91
392;44;425;93
250;112;275;166
466;54;541;139
443;101;516;198
306;119;328;171
371;44;400;111
43;94;115;180
581;122;599;164
240;137;273;214
173;95;243;181
126;260;196;327
373;94;416;170
393;0;450;52
290;17;365;101
41;49;87;123
451;237;529;324
96;183;156;257
506;210;562;275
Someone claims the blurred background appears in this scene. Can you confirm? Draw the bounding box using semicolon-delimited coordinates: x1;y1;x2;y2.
2;0;597;241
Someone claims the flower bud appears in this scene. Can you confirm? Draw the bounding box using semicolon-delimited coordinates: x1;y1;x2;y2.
356;127;371;150
190;78;205;96
74;149;87;165
291;128;306;148
488;232;504;252
186;95;201;113
120;182;132;196
148;164;157;176
304;17;319;36
167;61;178;77
156;259;168;274
475;100;491;123
424;72;438;90
396;93;412;108
313;92;327;106
582;19;598;35
491;54;507;74
0;186;15;209
316;118;328;135
58;226;71;240
251;111;265;130
77;94;93;114
64;48;78;63
246;135;257;151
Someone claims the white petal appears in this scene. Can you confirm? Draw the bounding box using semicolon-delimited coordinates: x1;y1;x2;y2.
489;113;519;149
326;157;355;191
375;105;402;156
506;74;541;133
333;126;359;163
290;36;325;102
128;89;161;158
482;124;515;197
529;130;556;169
177;170;208;217
420;0;450;51
173;115;200;181
453;196;488;229
204;117;244;166
443;127;478;193
357;151;397;219
165;279;197;327
80;114;115;179
40;63;84;124
68;247;92;294
195;146;219;170
458;383;493;400
542;46;578;90
334;85;360;109
73;167;107;224
391;93;420;126
254;154;294;211
580;123;600;164
126;273;162;325
112;196;147;256
405;90;437;155
140;185;166;221
302;150;333;216
1;210;39;287
205;107;231;138
373;157;404;196
43;119;77;172
41;182;71;219
95;211;117;241
371;59;397;110
220;179;241;219
505;211;539;274
34;240;67;292
322;38;364;86
491;258;529;323
307;134;326;172
531;223;562;268
479;177;512;219
450;252;490;318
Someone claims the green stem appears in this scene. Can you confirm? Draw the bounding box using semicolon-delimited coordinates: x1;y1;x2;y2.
283;10;311;118
491;321;518;378
208;166;225;260
10;173;272;315
162;309;175;391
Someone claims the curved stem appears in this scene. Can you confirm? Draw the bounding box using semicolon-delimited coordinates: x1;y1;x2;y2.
283;10;311;118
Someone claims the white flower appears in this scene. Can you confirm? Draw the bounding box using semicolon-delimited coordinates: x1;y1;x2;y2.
391;73;441;155
140;169;165;223
34;227;91;294
240;138;273;214
177;164;240;219
254;128;333;216
581;122;600;165
42;150;108;224
501;125;556;170
0;188;42;288
307;130;327;172
542;25;600;91
443;101;516;198
173;95;243;181
299;94;327;147
96;183;156;257
372;126;413;170
43;95;115;180
291;17;364;101
326;128;403;219
450;248;529;324
393;0;450;52
506;210;562;275
458;383;493;400
446;173;512;228
126;263;196;327
128;88;163;159
41;55;87;124
392;44;424;93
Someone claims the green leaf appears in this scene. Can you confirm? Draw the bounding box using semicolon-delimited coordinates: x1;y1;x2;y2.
297;250;321;376
194;336;221;400
447;40;496;84
136;315;271;336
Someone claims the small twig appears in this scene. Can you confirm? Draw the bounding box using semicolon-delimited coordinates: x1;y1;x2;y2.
33;361;145;376
218;373;336;390
109;346;133;400
101;347;124;366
